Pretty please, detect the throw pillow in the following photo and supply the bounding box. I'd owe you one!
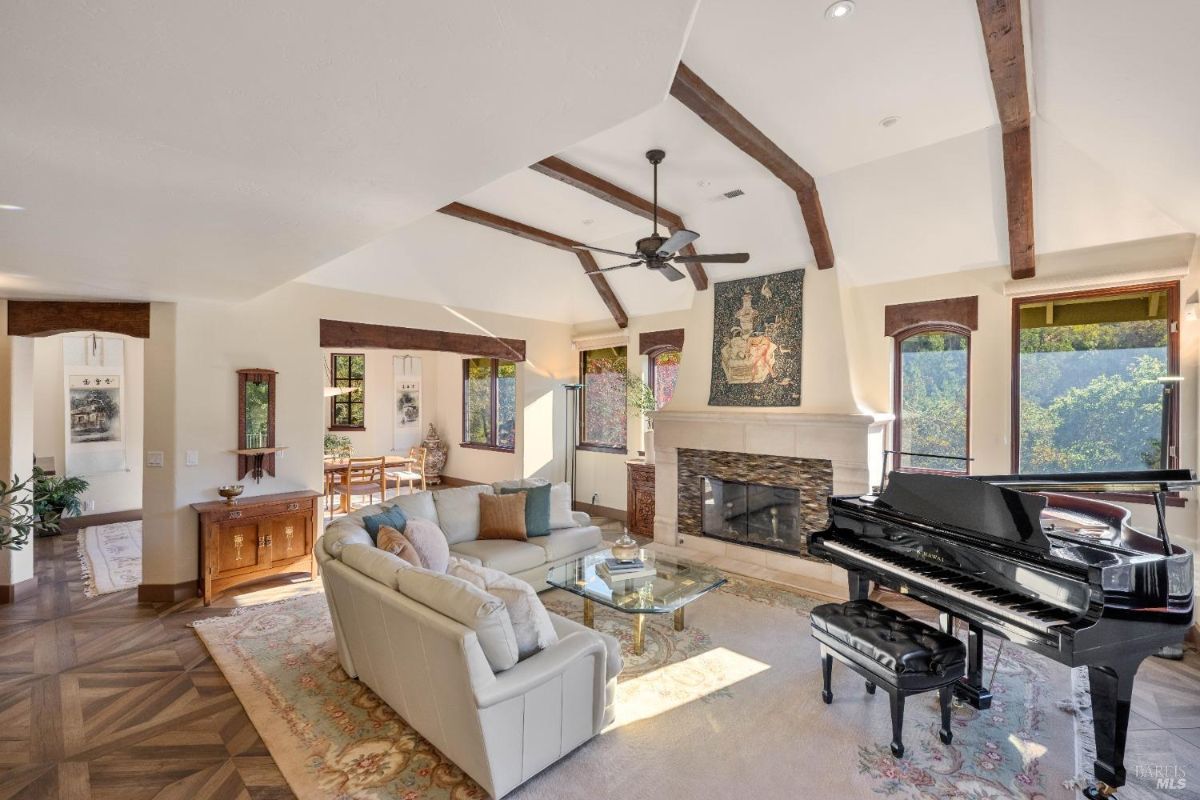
[360,505,408,543]
[548,482,575,529]
[500,483,551,537]
[400,517,451,573]
[376,526,424,568]
[478,492,527,540]
[448,558,559,660]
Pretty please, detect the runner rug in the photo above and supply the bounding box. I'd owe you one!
[77,519,142,597]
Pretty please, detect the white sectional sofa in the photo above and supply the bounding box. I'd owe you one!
[315,480,619,798]
[323,480,605,591]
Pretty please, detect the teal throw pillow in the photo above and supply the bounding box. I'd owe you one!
[361,505,408,543]
[501,483,551,537]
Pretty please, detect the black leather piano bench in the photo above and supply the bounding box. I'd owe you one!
[810,599,966,758]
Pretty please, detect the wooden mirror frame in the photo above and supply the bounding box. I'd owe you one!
[237,368,277,480]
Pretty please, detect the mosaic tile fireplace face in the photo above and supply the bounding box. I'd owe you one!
[678,448,833,560]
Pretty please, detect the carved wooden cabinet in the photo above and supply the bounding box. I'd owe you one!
[626,459,656,538]
[191,490,319,605]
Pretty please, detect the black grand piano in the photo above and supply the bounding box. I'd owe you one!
[810,469,1195,799]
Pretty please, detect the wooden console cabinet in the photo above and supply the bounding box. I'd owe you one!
[191,490,319,605]
[626,459,656,537]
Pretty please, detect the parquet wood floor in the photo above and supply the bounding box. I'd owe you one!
[2,530,1197,799]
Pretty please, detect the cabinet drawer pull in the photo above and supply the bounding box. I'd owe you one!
[228,510,243,519]
[287,502,300,511]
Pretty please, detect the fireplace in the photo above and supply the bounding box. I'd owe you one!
[702,477,804,554]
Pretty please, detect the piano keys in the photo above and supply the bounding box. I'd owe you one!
[810,469,1195,799]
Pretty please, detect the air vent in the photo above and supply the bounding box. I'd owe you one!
[723,189,745,199]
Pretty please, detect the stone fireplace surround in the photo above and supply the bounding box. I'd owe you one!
[652,409,891,599]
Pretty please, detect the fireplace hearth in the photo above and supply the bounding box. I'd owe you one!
[702,477,804,554]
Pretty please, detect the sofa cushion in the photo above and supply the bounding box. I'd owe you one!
[527,525,603,562]
[449,539,547,574]
[548,482,575,529]
[490,477,550,494]
[376,526,424,568]
[500,483,551,537]
[340,543,409,589]
[479,492,527,541]
[394,566,519,672]
[432,484,494,544]
[361,506,408,543]
[323,523,374,558]
[390,491,440,527]
[448,559,558,660]
[401,517,450,573]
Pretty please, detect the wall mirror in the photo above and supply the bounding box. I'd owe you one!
[237,368,278,481]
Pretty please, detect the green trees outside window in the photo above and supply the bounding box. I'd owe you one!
[463,358,516,451]
[330,353,365,429]
[895,329,969,472]
[580,346,627,451]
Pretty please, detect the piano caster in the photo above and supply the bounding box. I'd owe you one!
[952,679,993,711]
[939,729,953,746]
[889,741,904,759]
[865,681,876,695]
[821,689,832,705]
[1083,782,1118,799]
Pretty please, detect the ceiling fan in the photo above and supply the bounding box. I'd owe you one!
[573,149,750,283]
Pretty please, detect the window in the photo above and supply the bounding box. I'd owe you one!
[1013,283,1179,473]
[580,346,627,452]
[893,327,970,472]
[329,353,365,430]
[647,348,681,410]
[462,358,516,451]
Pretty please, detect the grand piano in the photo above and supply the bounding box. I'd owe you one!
[810,469,1195,799]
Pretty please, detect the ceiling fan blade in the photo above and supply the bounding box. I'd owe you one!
[672,252,750,263]
[656,264,687,282]
[573,243,641,259]
[655,229,700,257]
[595,261,641,273]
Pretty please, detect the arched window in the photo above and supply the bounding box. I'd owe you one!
[893,325,970,473]
[646,346,681,410]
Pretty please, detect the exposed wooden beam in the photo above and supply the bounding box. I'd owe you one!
[437,202,629,327]
[670,62,835,270]
[977,0,1035,279]
[6,301,150,338]
[319,319,527,361]
[530,156,708,291]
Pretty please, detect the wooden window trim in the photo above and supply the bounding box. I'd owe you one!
[892,324,972,475]
[1009,281,1180,473]
[579,347,628,454]
[461,358,516,453]
[329,353,366,431]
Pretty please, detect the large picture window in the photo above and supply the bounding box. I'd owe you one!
[462,358,516,451]
[893,327,970,472]
[329,353,365,430]
[1013,283,1179,473]
[580,346,627,452]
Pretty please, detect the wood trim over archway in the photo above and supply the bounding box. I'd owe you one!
[6,301,151,338]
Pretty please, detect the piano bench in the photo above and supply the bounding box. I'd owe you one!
[811,599,966,758]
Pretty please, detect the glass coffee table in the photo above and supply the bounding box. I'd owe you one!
[546,549,726,655]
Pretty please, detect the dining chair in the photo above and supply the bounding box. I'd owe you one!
[331,456,387,514]
[387,447,427,496]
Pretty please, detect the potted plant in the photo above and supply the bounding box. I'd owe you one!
[324,432,353,460]
[33,467,90,537]
[0,473,36,552]
[627,372,658,464]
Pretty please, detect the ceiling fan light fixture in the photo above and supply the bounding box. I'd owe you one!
[825,1,855,20]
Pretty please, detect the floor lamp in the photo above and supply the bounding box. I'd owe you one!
[563,383,583,503]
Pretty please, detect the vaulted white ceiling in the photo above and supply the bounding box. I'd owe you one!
[6,0,1197,322]
[0,0,699,301]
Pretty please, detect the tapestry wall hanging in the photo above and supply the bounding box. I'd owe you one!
[708,268,803,407]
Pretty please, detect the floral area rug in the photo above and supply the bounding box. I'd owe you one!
[193,574,1079,800]
[78,519,142,597]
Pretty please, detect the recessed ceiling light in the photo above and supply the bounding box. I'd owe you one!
[697,179,711,189]
[825,1,855,20]
[879,115,900,128]
[0,204,25,211]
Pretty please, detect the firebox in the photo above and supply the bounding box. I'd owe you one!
[701,476,805,555]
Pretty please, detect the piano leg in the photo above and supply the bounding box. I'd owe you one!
[1084,657,1144,796]
[951,622,993,710]
[847,569,870,601]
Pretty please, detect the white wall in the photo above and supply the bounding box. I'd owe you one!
[33,333,143,514]
[142,282,576,586]
[0,302,34,589]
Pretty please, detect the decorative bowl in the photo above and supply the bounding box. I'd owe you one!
[218,484,245,504]
[611,531,640,560]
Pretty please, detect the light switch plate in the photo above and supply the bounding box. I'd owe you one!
[146,451,164,468]
[185,449,199,467]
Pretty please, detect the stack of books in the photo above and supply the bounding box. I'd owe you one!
[596,557,657,582]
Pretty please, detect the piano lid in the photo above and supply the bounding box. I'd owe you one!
[878,472,1052,552]
[968,468,1198,494]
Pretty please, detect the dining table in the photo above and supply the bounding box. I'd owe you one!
[323,455,420,514]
